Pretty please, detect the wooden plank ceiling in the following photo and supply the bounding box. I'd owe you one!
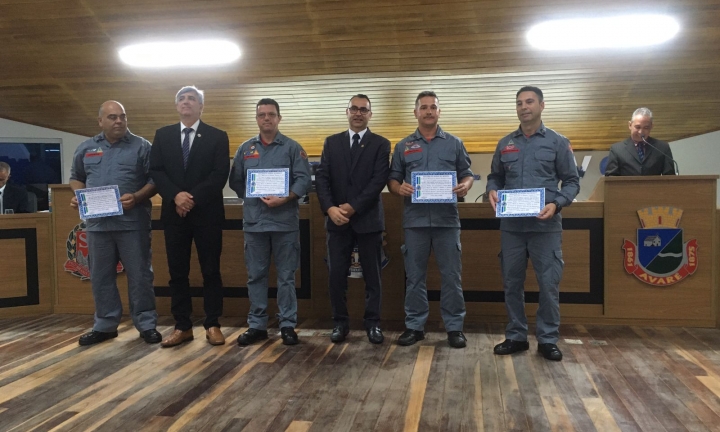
[0,0,719,156]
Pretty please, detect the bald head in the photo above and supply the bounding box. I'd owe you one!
[97,100,128,143]
[98,100,125,117]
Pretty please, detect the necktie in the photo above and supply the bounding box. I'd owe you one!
[182,127,193,168]
[0,190,3,214]
[636,142,645,161]
[352,133,360,149]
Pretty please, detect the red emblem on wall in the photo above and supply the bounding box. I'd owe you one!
[64,222,123,280]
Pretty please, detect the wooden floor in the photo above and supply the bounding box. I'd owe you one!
[1,316,720,432]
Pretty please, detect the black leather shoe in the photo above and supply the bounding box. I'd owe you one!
[538,343,563,361]
[280,327,299,345]
[367,327,384,344]
[237,328,268,346]
[139,329,162,344]
[397,329,424,346]
[493,339,530,355]
[447,331,467,348]
[78,330,118,346]
[330,325,350,343]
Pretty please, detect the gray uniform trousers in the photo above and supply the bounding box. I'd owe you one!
[500,230,564,344]
[402,227,465,332]
[87,230,157,333]
[244,230,300,330]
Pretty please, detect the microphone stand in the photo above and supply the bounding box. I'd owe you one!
[640,135,679,175]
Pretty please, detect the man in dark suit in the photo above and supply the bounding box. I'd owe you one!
[315,94,391,344]
[605,107,676,176]
[0,162,28,214]
[149,85,230,348]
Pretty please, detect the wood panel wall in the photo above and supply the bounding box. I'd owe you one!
[1,0,719,155]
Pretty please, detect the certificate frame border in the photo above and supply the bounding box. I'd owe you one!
[75,185,123,220]
[496,188,546,218]
[411,171,457,204]
[245,168,290,198]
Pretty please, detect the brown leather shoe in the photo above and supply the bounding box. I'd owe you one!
[161,329,194,348]
[206,327,225,345]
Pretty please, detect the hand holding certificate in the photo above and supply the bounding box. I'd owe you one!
[246,168,290,198]
[495,188,545,218]
[411,171,457,203]
[75,185,124,220]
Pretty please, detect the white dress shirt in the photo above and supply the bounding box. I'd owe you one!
[0,184,6,214]
[348,128,368,148]
[180,119,201,150]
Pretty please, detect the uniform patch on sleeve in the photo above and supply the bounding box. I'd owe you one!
[300,150,308,159]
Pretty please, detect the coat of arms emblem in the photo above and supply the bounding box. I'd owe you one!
[64,222,123,280]
[622,206,698,286]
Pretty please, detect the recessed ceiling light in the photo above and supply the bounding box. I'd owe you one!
[527,14,680,50]
[119,40,241,68]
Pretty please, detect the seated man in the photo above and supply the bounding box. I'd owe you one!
[0,162,29,214]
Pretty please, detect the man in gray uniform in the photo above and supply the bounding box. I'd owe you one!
[487,86,580,361]
[229,98,312,346]
[388,91,474,348]
[70,100,160,346]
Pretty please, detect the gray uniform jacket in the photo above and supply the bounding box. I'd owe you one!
[389,126,473,229]
[70,131,153,232]
[486,123,579,233]
[229,132,312,232]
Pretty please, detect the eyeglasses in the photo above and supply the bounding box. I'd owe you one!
[348,106,371,115]
[256,112,278,119]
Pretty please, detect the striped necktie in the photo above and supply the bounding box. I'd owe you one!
[182,127,193,168]
[636,142,645,161]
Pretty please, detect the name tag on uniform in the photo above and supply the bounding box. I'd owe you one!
[85,151,103,157]
[246,168,289,198]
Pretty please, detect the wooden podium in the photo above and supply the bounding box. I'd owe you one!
[599,175,718,325]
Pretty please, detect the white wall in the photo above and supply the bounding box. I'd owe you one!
[0,118,89,183]
[670,130,720,205]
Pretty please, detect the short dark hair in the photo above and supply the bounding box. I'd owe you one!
[516,86,543,102]
[256,98,280,115]
[348,94,371,110]
[415,91,438,107]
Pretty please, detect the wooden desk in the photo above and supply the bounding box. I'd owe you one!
[37,183,720,327]
[0,212,53,317]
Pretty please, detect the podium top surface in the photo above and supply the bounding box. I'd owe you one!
[604,175,719,182]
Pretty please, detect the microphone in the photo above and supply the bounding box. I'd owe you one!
[474,192,485,203]
[640,134,679,175]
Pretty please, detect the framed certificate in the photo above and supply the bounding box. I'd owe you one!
[75,185,123,220]
[496,188,546,218]
[246,168,290,198]
[411,171,457,204]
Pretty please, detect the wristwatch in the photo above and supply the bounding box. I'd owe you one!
[551,200,562,213]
